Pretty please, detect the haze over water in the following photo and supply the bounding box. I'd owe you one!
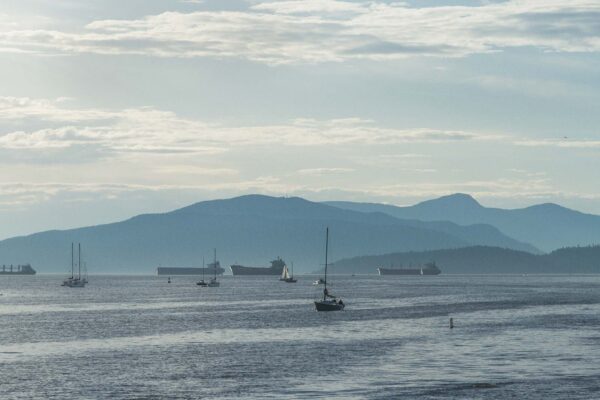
[2,274,599,399]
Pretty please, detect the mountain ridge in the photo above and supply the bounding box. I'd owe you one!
[0,194,536,273]
[326,195,600,251]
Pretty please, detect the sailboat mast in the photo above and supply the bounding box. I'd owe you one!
[324,227,329,300]
[202,256,205,280]
[71,242,74,278]
[214,248,217,279]
[78,243,81,279]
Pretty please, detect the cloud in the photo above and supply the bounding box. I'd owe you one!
[0,1,598,64]
[297,167,355,175]
[0,97,497,163]
[0,177,302,208]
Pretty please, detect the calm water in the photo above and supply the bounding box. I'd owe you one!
[1,274,600,399]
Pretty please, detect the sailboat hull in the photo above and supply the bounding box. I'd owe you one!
[314,300,345,311]
[62,278,86,288]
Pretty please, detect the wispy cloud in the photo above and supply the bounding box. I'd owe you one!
[0,97,498,163]
[297,167,355,175]
[0,1,598,64]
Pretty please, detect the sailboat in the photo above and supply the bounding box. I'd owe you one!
[314,228,344,311]
[280,262,297,283]
[197,256,208,287]
[62,243,87,288]
[207,248,220,287]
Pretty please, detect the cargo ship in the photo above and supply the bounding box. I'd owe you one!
[157,261,225,276]
[377,262,441,276]
[230,257,286,276]
[0,264,36,275]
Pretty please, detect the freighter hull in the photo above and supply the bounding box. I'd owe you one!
[0,271,36,275]
[0,264,36,275]
[230,264,285,276]
[378,268,422,275]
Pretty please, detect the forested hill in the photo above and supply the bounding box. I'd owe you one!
[332,245,600,274]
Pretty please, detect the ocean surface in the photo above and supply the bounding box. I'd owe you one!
[1,274,600,399]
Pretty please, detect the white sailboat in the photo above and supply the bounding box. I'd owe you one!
[62,243,87,288]
[207,248,220,287]
[280,262,297,283]
[279,265,290,281]
[314,228,344,311]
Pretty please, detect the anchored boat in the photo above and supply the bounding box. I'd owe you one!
[62,243,87,288]
[314,228,345,312]
[230,258,286,276]
[207,249,220,287]
[197,256,208,287]
[0,264,36,275]
[280,262,297,283]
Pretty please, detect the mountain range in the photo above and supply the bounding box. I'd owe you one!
[326,193,600,252]
[0,194,536,273]
[1,193,600,274]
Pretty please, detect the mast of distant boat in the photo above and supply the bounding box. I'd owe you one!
[71,242,74,279]
[202,256,205,281]
[323,227,329,301]
[78,243,81,281]
[214,248,217,281]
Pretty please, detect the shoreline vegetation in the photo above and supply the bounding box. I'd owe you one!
[333,245,600,274]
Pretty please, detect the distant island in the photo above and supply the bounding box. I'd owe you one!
[332,245,600,274]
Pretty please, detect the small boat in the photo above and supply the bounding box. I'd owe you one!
[207,249,220,287]
[62,243,87,288]
[279,262,297,283]
[314,228,345,312]
[313,278,325,285]
[279,264,297,283]
[168,276,171,284]
[207,277,220,287]
[197,257,208,287]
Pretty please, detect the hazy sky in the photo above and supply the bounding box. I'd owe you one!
[0,0,599,239]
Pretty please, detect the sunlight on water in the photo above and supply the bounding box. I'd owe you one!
[1,275,600,399]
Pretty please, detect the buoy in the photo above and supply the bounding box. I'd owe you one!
[449,317,454,329]
[168,277,171,284]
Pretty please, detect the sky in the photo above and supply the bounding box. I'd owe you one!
[0,0,599,239]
